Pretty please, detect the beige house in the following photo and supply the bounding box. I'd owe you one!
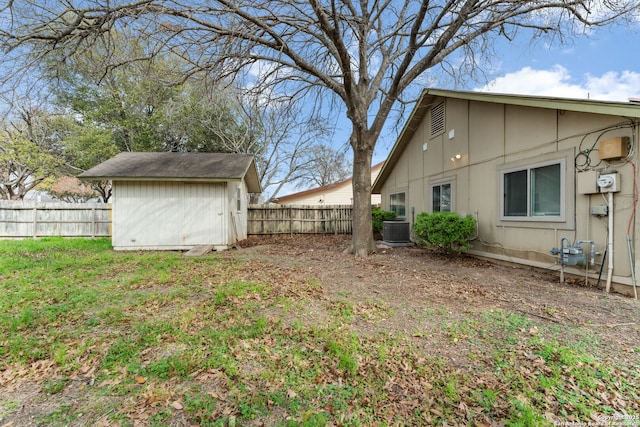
[373,89,640,296]
[79,152,261,251]
[275,162,383,206]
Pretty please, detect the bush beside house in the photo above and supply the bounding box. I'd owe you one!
[372,207,396,239]
[414,212,476,254]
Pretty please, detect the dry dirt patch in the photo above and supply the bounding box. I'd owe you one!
[234,234,640,358]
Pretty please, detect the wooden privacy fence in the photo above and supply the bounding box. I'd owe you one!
[0,202,353,239]
[0,201,111,239]
[247,204,353,235]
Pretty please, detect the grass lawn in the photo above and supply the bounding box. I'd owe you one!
[0,237,639,426]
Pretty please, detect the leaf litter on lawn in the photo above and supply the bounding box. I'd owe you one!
[1,235,639,426]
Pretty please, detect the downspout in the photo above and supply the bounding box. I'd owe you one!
[606,191,614,293]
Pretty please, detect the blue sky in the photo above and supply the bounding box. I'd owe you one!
[478,24,640,101]
[367,22,640,165]
[279,22,640,197]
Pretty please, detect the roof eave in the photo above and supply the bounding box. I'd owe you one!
[244,159,263,193]
[373,89,435,193]
[81,176,244,183]
[372,88,640,194]
[427,89,640,118]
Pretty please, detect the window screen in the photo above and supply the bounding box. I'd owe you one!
[432,183,452,212]
[502,161,563,220]
[390,192,406,218]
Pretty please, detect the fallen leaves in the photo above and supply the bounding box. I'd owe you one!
[2,235,640,426]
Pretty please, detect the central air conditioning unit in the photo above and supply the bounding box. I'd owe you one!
[382,221,410,243]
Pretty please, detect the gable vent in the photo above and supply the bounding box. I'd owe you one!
[430,102,445,136]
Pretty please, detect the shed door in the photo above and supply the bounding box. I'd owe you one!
[181,183,225,246]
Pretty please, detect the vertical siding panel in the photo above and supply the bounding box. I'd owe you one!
[221,183,228,245]
[180,182,225,246]
[111,180,229,249]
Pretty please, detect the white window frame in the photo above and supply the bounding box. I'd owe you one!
[389,191,407,219]
[430,177,456,213]
[499,158,566,222]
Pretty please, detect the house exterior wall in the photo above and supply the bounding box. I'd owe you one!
[280,182,356,205]
[276,166,383,206]
[379,96,640,293]
[112,180,229,250]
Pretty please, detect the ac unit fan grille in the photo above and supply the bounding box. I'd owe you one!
[383,221,410,242]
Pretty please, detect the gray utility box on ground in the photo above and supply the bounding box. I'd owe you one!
[382,221,410,243]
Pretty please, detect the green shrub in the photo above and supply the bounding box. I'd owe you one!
[413,212,476,254]
[371,208,396,235]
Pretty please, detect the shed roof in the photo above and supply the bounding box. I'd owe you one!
[79,152,262,193]
[373,88,640,193]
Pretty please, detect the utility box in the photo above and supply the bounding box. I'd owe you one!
[590,205,608,216]
[577,170,599,194]
[599,137,629,160]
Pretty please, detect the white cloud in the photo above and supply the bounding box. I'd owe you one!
[476,66,640,102]
[583,71,640,101]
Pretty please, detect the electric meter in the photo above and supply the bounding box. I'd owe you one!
[597,173,620,193]
[597,175,614,188]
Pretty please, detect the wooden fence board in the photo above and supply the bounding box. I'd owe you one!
[0,202,353,239]
[247,204,353,235]
[0,201,111,239]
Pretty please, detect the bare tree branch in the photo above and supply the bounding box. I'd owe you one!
[1,0,636,251]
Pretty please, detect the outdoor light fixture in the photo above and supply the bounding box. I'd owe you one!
[450,153,462,162]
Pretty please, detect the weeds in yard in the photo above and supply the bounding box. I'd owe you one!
[37,403,78,426]
[1,237,639,426]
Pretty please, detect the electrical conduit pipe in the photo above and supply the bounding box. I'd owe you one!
[606,192,614,293]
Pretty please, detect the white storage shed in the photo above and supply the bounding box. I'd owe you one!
[79,152,261,251]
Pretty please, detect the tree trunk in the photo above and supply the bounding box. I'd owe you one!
[345,139,377,256]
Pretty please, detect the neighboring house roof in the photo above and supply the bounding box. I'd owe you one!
[275,161,384,204]
[79,152,262,193]
[373,88,640,193]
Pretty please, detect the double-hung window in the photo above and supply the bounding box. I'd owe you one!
[389,192,406,219]
[501,159,565,221]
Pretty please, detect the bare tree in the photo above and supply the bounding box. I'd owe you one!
[296,143,351,189]
[243,97,333,203]
[1,0,636,254]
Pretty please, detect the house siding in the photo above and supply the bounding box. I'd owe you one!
[280,183,355,205]
[379,94,640,293]
[277,165,383,206]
